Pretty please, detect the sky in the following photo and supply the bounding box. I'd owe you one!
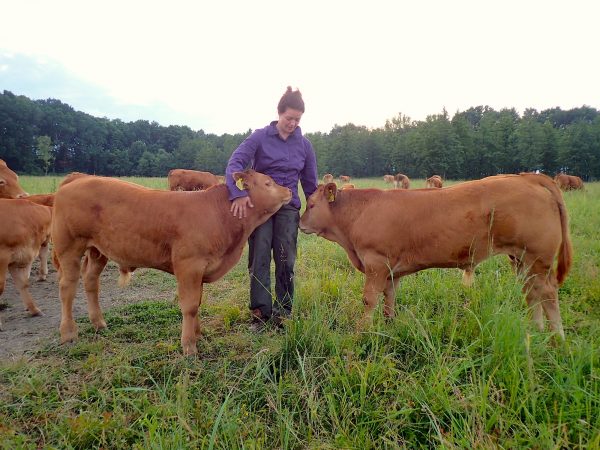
[1,0,599,135]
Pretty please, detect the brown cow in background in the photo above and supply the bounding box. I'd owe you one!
[339,175,351,183]
[0,199,52,330]
[299,173,571,340]
[393,173,410,189]
[322,173,334,184]
[0,159,28,199]
[426,175,443,188]
[168,169,220,191]
[554,173,584,191]
[52,170,292,355]
[383,174,395,184]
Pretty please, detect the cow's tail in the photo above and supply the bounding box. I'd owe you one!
[533,174,573,285]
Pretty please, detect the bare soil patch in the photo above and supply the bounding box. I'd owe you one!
[0,261,175,361]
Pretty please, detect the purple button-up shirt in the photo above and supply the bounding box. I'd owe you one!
[226,121,318,209]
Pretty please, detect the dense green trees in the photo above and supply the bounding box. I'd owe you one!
[1,90,599,180]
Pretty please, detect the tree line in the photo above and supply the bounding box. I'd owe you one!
[1,90,599,180]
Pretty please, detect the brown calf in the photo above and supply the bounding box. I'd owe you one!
[51,170,291,355]
[426,175,443,188]
[554,173,584,191]
[322,173,334,184]
[0,199,52,330]
[383,175,395,184]
[299,173,571,339]
[393,173,410,189]
[167,169,220,191]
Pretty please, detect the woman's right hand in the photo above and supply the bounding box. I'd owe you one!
[230,196,254,219]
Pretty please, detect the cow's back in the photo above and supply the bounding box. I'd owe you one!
[53,176,234,273]
[0,200,52,258]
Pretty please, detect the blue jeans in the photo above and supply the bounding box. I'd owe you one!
[248,205,300,318]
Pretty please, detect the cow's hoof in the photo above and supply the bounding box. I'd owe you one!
[37,275,48,282]
[60,324,79,343]
[29,308,43,317]
[92,320,108,331]
[182,343,198,357]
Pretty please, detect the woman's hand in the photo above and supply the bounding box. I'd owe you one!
[230,196,254,219]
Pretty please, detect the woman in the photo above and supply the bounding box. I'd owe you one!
[225,87,318,330]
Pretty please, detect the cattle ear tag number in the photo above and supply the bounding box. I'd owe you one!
[327,191,335,202]
[235,177,246,190]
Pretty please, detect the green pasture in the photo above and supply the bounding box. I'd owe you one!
[1,176,599,448]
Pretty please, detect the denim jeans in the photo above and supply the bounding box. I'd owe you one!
[247,204,300,318]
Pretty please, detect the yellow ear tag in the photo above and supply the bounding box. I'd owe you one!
[235,177,246,190]
[327,191,335,202]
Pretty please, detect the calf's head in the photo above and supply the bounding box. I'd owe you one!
[233,169,291,214]
[0,159,28,198]
[299,182,338,236]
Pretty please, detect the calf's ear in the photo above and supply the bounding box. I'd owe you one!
[325,182,338,203]
[233,172,248,191]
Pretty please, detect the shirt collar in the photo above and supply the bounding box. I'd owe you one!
[268,121,302,138]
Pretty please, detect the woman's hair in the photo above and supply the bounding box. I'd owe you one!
[277,86,305,114]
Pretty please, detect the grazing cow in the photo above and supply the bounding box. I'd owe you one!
[0,199,52,330]
[339,175,351,183]
[167,169,220,191]
[322,173,335,184]
[299,173,571,339]
[426,175,443,188]
[0,159,28,199]
[383,175,395,184]
[554,173,584,191]
[393,173,410,189]
[340,183,355,190]
[52,170,291,355]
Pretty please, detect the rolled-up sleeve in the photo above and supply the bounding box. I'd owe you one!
[225,132,260,200]
[300,139,318,199]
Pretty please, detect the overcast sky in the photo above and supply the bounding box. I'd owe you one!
[1,0,598,135]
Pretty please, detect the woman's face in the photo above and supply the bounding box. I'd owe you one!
[277,108,303,136]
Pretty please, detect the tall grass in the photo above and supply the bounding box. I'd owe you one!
[1,177,598,448]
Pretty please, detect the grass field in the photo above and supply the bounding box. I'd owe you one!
[1,176,599,448]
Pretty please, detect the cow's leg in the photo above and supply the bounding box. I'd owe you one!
[8,263,42,316]
[383,276,399,318]
[523,261,565,340]
[174,266,204,356]
[462,268,474,287]
[0,260,9,331]
[0,258,8,297]
[37,240,50,281]
[81,249,109,331]
[57,248,85,343]
[359,263,389,329]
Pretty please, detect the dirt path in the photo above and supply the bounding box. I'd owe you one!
[0,262,174,361]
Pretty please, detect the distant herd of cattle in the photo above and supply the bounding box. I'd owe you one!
[0,158,587,354]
